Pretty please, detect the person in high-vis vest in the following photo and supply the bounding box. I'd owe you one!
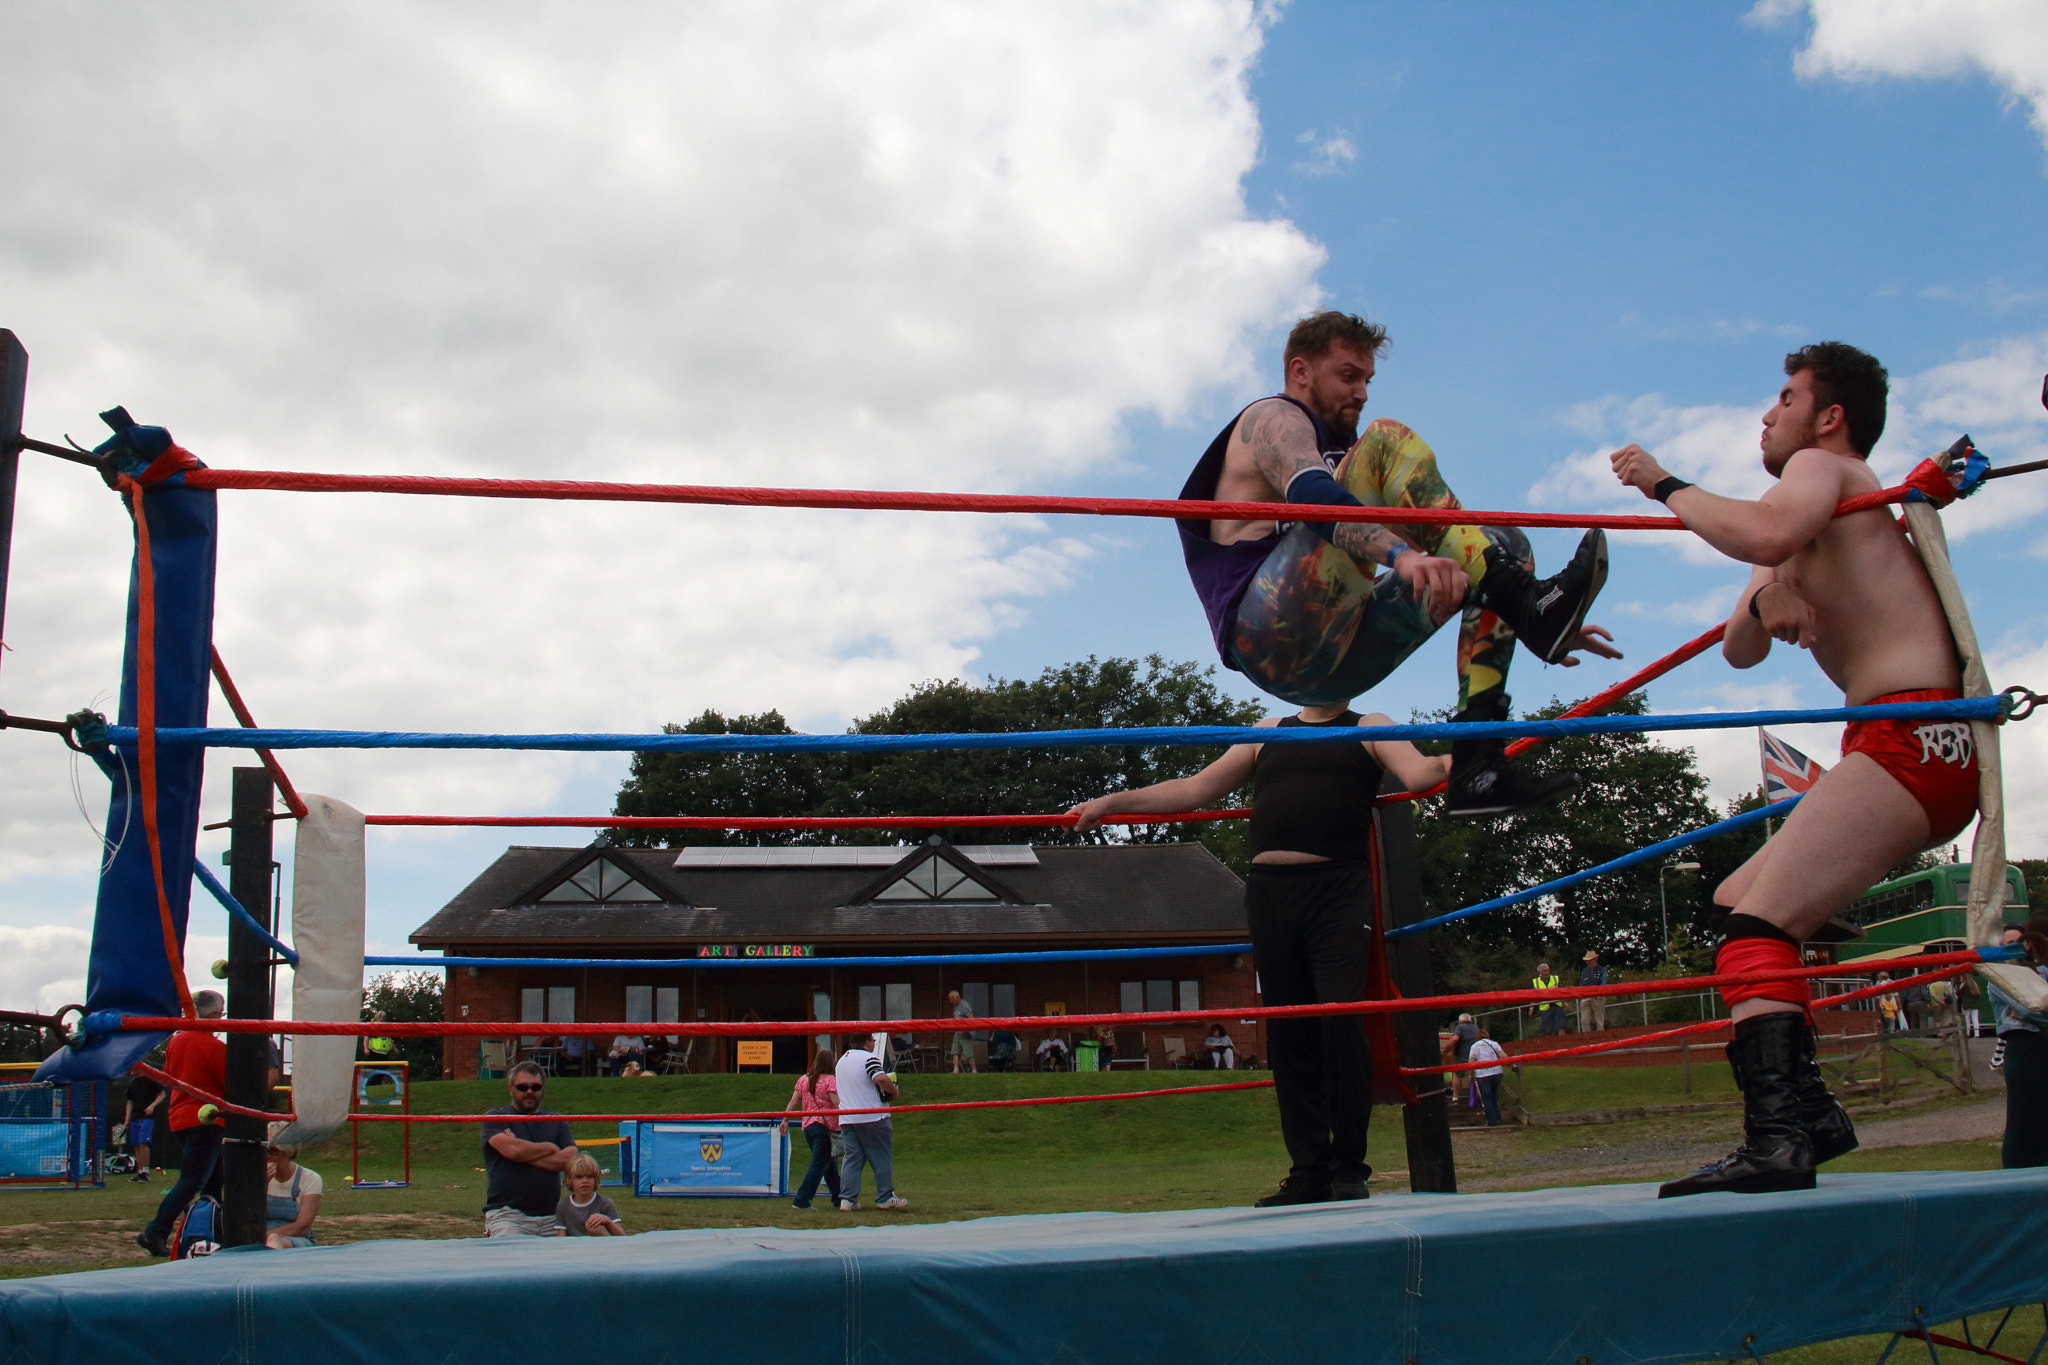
[1531,963,1565,1036]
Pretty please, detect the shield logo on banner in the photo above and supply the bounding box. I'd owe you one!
[700,1136,723,1163]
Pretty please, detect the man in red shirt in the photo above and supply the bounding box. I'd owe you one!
[135,990,227,1256]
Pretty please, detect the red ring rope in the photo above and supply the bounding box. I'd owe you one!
[1410,962,1975,1075]
[107,950,1991,1040]
[178,467,1923,530]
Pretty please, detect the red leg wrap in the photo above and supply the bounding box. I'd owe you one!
[1715,935,1811,1010]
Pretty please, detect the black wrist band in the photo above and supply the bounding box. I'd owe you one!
[1748,583,1773,620]
[1652,476,1692,502]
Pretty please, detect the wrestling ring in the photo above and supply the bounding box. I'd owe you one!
[3,326,2048,1363]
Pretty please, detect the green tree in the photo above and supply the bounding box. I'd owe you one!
[613,709,833,848]
[362,971,445,1081]
[2018,859,2048,918]
[1415,693,1717,970]
[611,656,1267,869]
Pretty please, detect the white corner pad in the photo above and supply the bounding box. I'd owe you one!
[270,794,366,1146]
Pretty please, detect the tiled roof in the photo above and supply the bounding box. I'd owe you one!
[409,842,1246,948]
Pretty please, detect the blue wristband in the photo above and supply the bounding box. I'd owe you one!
[1384,544,1409,569]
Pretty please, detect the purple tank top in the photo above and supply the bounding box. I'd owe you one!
[1178,395,1350,667]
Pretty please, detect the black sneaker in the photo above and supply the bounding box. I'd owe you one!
[1328,1180,1371,1202]
[1446,759,1581,818]
[1253,1176,1331,1207]
[129,1173,151,1184]
[1475,529,1608,665]
[135,1227,169,1257]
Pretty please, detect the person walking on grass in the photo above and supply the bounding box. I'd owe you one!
[785,1046,843,1210]
[1468,1026,1508,1127]
[836,1035,909,1212]
[134,991,227,1257]
[122,1071,165,1184]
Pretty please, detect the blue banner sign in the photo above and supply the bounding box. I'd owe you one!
[629,1121,787,1198]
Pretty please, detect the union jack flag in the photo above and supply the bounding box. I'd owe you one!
[1759,729,1826,803]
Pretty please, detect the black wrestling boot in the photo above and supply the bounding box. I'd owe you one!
[1792,1030,1859,1165]
[1658,1013,1818,1198]
[1254,1175,1332,1207]
[1445,690,1581,818]
[1721,1006,1857,1164]
[1472,528,1609,665]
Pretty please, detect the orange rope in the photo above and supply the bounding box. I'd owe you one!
[123,478,195,1019]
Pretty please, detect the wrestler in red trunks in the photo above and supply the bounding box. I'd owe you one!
[1609,342,1979,1198]
[1840,687,1979,846]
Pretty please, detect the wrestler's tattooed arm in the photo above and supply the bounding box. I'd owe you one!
[1237,400,1408,567]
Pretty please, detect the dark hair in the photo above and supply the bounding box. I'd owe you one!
[1285,311,1390,365]
[2024,916,2048,967]
[1784,342,1888,456]
[508,1060,546,1083]
[805,1046,836,1097]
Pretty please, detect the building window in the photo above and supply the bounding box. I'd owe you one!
[536,857,663,904]
[1119,980,1181,1014]
[856,983,915,1025]
[870,857,997,901]
[520,985,575,1044]
[625,986,653,1024]
[657,986,681,1042]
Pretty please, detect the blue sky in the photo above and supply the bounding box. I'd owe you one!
[0,2,2044,1007]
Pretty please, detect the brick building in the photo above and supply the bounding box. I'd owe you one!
[410,837,1262,1079]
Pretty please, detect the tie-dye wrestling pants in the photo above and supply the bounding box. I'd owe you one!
[1228,418,1528,710]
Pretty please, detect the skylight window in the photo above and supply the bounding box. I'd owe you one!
[871,856,998,901]
[538,858,664,904]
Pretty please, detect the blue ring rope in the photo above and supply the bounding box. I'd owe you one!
[1385,796,1799,938]
[193,863,300,965]
[104,696,2003,754]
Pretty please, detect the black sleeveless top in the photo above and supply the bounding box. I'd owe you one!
[1178,395,1352,667]
[1248,712,1382,863]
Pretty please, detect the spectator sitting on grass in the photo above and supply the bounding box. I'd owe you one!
[555,1153,624,1236]
[481,1062,579,1237]
[265,1133,323,1249]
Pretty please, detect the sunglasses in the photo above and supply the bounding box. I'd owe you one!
[512,1083,545,1093]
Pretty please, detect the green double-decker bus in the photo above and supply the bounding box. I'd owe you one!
[1836,861,2030,966]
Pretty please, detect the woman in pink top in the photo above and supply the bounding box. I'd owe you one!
[785,1047,843,1209]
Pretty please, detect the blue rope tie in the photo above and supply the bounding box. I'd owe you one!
[193,862,300,965]
[105,696,2006,754]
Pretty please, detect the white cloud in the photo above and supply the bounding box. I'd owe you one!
[1529,332,2048,551]
[0,4,1323,902]
[1293,129,1358,176]
[1752,0,2048,155]
[0,926,91,1016]
[1988,632,2048,859]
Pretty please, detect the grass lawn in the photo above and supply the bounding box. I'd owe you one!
[0,1069,2028,1363]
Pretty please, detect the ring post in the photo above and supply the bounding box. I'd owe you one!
[1376,775,1456,1193]
[222,766,276,1247]
[0,331,24,690]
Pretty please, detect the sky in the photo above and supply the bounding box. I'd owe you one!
[0,1,2044,1012]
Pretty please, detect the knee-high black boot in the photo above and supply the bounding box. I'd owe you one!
[1658,1013,1820,1197]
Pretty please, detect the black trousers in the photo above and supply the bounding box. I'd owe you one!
[145,1123,224,1239]
[1245,861,1374,1185]
[2003,1030,2048,1169]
